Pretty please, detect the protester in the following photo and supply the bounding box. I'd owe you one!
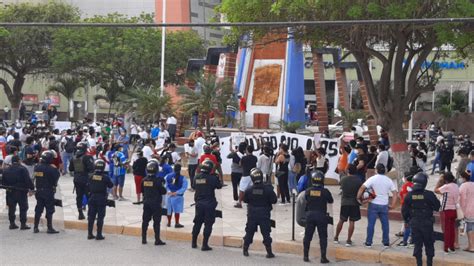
[185,139,199,191]
[357,163,398,248]
[334,164,362,247]
[439,140,454,173]
[459,170,474,252]
[238,94,247,130]
[165,164,188,228]
[112,144,128,201]
[435,172,460,254]
[227,140,245,204]
[397,170,415,246]
[353,144,368,182]
[336,145,350,176]
[235,145,257,208]
[166,115,177,141]
[456,148,470,182]
[257,144,273,184]
[132,149,148,204]
[365,146,377,178]
[275,144,291,204]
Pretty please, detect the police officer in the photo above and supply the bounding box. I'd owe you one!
[302,170,333,263]
[141,160,167,245]
[192,159,222,251]
[242,168,277,258]
[402,172,440,266]
[33,150,61,234]
[87,159,113,240]
[69,142,94,220]
[2,156,34,230]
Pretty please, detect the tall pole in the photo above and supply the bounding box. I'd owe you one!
[160,0,166,97]
[450,85,453,107]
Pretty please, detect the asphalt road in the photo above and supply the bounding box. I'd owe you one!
[0,220,383,266]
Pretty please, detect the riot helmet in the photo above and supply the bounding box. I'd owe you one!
[94,159,106,172]
[200,159,214,174]
[146,160,160,175]
[412,172,428,191]
[310,170,325,187]
[250,168,264,185]
[40,150,54,164]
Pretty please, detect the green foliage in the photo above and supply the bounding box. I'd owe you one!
[178,74,236,132]
[48,76,83,101]
[0,1,79,118]
[119,87,174,122]
[339,109,367,131]
[437,104,455,130]
[273,120,304,133]
[435,90,468,112]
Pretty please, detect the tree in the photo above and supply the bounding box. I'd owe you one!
[47,76,83,120]
[435,90,468,112]
[119,87,174,122]
[219,0,474,177]
[178,74,236,132]
[339,109,367,132]
[437,104,454,131]
[93,80,124,118]
[0,2,79,121]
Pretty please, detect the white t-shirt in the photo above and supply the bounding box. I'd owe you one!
[6,135,14,142]
[375,151,389,168]
[87,137,97,148]
[142,145,153,160]
[363,174,397,205]
[195,137,205,157]
[166,116,177,125]
[171,151,181,164]
[139,130,148,140]
[185,144,199,165]
[130,124,138,135]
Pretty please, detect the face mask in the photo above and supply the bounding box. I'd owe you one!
[189,143,194,147]
[354,150,359,154]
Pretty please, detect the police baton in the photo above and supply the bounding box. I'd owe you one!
[189,203,223,218]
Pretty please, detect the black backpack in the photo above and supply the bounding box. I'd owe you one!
[64,137,75,153]
[387,156,394,172]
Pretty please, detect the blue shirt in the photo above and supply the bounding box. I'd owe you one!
[297,175,309,193]
[348,150,357,165]
[157,163,172,179]
[117,135,130,158]
[151,127,160,139]
[468,161,474,182]
[113,151,126,176]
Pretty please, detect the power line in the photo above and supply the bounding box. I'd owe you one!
[0,18,472,28]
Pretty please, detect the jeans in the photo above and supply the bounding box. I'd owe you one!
[61,152,73,174]
[366,203,390,246]
[403,224,411,243]
[431,152,440,174]
[288,171,297,192]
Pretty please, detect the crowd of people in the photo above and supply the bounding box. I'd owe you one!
[1,116,473,264]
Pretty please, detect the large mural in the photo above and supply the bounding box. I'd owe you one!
[252,64,282,106]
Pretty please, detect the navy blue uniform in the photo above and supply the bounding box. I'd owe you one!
[141,175,167,243]
[87,172,113,238]
[34,163,60,228]
[192,173,222,246]
[303,186,334,259]
[243,183,277,248]
[2,164,34,226]
[69,154,94,211]
[402,190,440,266]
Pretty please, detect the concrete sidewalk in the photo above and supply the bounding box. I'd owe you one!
[0,166,472,265]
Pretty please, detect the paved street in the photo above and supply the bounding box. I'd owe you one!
[0,219,381,265]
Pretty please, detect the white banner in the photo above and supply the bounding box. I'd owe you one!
[220,132,341,181]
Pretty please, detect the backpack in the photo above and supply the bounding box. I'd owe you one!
[387,156,394,172]
[64,137,75,153]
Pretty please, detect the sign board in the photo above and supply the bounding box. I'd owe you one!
[220,132,341,181]
[22,94,38,105]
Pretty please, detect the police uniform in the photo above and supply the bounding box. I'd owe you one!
[33,160,60,233]
[69,150,94,220]
[2,159,34,229]
[141,174,167,245]
[87,171,113,240]
[242,168,277,258]
[191,166,222,251]
[402,175,440,266]
[303,172,333,263]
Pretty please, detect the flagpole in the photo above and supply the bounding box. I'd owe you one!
[160,0,166,97]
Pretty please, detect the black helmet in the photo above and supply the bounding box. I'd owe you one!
[203,144,212,154]
[376,163,386,174]
[412,172,428,191]
[40,150,54,164]
[200,159,214,174]
[94,159,106,172]
[76,142,87,155]
[310,170,325,187]
[146,160,160,175]
[250,168,264,184]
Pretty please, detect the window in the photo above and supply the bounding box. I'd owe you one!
[190,12,199,18]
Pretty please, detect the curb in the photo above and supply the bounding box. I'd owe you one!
[29,217,472,266]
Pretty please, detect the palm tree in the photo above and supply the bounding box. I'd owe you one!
[338,108,367,132]
[93,79,124,118]
[47,77,83,121]
[178,74,236,132]
[119,87,174,122]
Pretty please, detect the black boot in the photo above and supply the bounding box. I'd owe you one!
[78,209,85,220]
[33,215,40,233]
[427,256,433,266]
[201,236,212,251]
[303,246,310,262]
[416,256,423,266]
[191,234,198,248]
[9,223,19,230]
[320,249,329,264]
[155,239,166,246]
[243,246,249,257]
[46,217,59,234]
[96,224,104,240]
[20,223,30,230]
[265,246,275,258]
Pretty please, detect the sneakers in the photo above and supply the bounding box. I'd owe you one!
[175,224,184,228]
[397,242,407,247]
[345,240,353,247]
[395,231,404,237]
[333,237,339,244]
[383,243,390,248]
[363,242,372,248]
